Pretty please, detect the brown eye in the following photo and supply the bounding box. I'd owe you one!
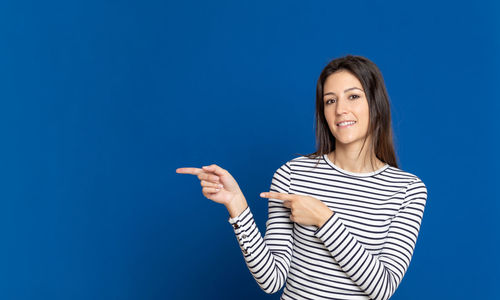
[326,99,336,104]
[349,95,360,100]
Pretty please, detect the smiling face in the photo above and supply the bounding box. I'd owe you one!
[323,70,371,149]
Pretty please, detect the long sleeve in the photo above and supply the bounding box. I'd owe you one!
[228,162,294,294]
[313,177,428,300]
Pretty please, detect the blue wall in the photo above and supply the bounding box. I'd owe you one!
[0,0,498,299]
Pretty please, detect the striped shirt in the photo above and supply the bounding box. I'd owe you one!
[228,154,427,300]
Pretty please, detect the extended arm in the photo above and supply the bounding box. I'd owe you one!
[228,162,294,294]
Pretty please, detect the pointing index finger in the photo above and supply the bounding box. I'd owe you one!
[176,167,203,175]
[260,192,294,200]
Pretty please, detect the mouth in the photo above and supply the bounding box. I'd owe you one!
[336,121,356,128]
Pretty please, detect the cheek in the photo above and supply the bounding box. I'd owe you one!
[356,103,370,123]
[358,109,371,132]
[326,117,338,132]
[324,112,335,128]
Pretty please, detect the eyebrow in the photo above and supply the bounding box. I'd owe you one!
[324,87,364,97]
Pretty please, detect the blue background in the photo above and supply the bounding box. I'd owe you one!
[0,0,499,299]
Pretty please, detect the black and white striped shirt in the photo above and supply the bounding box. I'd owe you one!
[228,154,427,300]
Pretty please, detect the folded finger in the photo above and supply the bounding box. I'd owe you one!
[201,180,223,189]
[203,186,220,194]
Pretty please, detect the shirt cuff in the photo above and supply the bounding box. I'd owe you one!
[314,211,341,238]
[227,206,253,256]
[228,206,251,226]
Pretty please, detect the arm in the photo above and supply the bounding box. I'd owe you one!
[313,178,428,300]
[228,162,294,294]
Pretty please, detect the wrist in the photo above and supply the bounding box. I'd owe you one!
[317,208,334,228]
[225,194,248,218]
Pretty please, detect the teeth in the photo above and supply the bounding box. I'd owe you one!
[338,121,356,126]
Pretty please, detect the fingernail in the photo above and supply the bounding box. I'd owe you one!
[260,193,265,197]
[218,184,223,188]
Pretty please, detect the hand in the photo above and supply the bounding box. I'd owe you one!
[260,192,334,228]
[176,164,248,217]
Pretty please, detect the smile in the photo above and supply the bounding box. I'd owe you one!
[337,121,356,128]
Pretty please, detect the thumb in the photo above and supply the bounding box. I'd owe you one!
[202,164,227,177]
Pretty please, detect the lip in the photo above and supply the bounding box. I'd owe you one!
[336,120,356,128]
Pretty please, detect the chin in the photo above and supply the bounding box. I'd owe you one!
[334,136,364,146]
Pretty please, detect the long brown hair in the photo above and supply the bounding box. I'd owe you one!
[296,54,399,169]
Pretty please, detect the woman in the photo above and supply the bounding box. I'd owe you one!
[176,55,427,300]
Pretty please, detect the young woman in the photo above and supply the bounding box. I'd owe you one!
[176,55,427,300]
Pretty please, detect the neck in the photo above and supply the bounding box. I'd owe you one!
[329,140,384,173]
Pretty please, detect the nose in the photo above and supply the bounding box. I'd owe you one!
[335,97,348,116]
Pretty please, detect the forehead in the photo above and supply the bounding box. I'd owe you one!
[323,70,363,91]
